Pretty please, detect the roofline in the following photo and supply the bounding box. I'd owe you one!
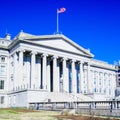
[8,39,93,58]
[0,45,9,50]
[24,34,94,57]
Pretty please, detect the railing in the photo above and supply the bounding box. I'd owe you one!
[29,100,120,117]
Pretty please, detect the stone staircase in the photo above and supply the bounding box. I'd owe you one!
[43,91,94,102]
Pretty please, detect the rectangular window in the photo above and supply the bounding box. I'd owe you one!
[99,88,102,93]
[118,74,120,77]
[119,82,120,85]
[0,65,6,75]
[1,57,5,62]
[0,96,4,104]
[104,89,106,94]
[2,41,4,44]
[94,80,96,85]
[109,89,111,95]
[94,88,97,92]
[11,74,13,81]
[0,80,4,89]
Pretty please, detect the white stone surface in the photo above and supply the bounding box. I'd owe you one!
[0,31,117,108]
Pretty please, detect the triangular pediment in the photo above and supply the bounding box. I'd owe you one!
[32,38,89,56]
[14,32,94,57]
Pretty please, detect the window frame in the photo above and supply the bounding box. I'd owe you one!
[0,80,4,89]
[0,96,4,104]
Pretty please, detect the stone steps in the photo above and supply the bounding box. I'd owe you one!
[43,92,94,102]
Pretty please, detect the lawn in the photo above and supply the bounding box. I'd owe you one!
[0,108,58,120]
[0,108,119,120]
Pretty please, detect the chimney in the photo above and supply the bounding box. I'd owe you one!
[5,34,11,40]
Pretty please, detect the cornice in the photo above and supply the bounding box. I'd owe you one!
[91,59,116,71]
[8,39,20,49]
[20,39,93,58]
[25,34,94,58]
[0,45,9,50]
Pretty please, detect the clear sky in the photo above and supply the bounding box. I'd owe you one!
[0,0,120,64]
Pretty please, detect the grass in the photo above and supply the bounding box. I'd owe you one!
[0,109,20,120]
[0,108,120,120]
[0,108,58,120]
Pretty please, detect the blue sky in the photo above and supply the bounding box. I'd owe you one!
[0,0,120,64]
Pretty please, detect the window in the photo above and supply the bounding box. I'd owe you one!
[0,65,6,75]
[99,82,101,85]
[0,96,4,104]
[109,89,111,95]
[1,57,5,62]
[99,88,102,93]
[94,80,96,84]
[2,41,4,44]
[94,88,97,92]
[11,74,13,81]
[118,74,120,77]
[104,89,106,94]
[0,80,4,89]
[84,90,86,93]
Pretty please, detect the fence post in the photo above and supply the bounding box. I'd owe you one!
[110,102,112,113]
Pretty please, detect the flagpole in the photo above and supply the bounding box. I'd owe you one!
[57,9,59,33]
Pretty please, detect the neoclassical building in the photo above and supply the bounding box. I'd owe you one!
[0,31,116,108]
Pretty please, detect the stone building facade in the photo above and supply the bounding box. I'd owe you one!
[0,31,116,108]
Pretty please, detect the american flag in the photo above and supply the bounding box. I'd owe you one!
[58,7,66,13]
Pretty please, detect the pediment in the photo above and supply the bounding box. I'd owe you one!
[14,32,93,57]
[24,34,94,57]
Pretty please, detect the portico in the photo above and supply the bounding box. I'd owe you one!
[11,49,90,94]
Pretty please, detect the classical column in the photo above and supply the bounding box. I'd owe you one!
[36,55,41,89]
[87,62,90,93]
[47,59,50,92]
[19,50,24,88]
[53,56,59,92]
[80,61,84,93]
[42,54,47,90]
[72,60,76,93]
[57,59,60,91]
[31,51,36,89]
[63,58,68,92]
[13,52,18,90]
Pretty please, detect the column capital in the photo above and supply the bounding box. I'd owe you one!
[80,60,84,64]
[62,57,67,61]
[41,53,48,58]
[67,59,72,63]
[52,55,58,59]
[13,52,17,55]
[16,49,25,53]
[57,57,63,62]
[11,51,16,57]
[87,62,91,66]
[77,61,80,64]
[71,59,76,62]
[31,51,37,55]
